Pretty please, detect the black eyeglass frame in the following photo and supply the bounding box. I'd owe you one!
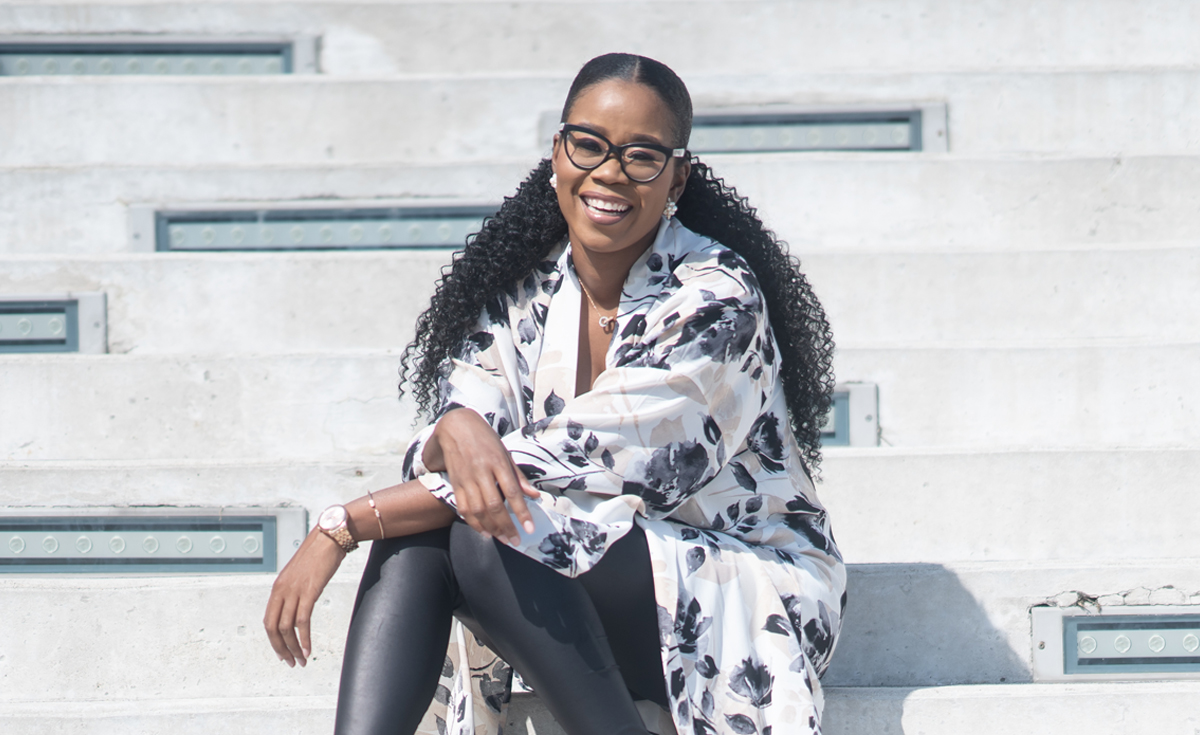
[557,123,688,183]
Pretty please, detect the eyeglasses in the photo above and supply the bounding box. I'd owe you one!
[558,124,687,183]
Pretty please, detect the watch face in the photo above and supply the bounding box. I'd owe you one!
[318,505,347,530]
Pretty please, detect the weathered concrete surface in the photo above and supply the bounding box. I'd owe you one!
[3,0,1200,75]
[0,458,412,510]
[0,574,356,702]
[3,246,1197,353]
[3,70,1200,167]
[0,353,419,461]
[4,449,1199,564]
[824,561,1200,687]
[4,155,1200,255]
[822,682,1200,735]
[0,696,337,735]
[3,562,1199,701]
[2,343,1196,460]
[0,252,451,354]
[820,448,1200,563]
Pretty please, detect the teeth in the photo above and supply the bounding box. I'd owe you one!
[583,197,631,214]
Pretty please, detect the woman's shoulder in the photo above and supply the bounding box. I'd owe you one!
[662,221,763,308]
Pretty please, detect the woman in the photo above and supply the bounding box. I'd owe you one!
[265,53,845,735]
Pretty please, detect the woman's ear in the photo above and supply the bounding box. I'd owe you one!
[670,159,691,202]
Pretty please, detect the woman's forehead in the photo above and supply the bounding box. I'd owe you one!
[565,79,676,144]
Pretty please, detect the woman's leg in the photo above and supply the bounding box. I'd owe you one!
[576,524,669,709]
[448,522,658,735]
[335,528,459,735]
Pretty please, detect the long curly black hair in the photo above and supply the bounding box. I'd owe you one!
[400,54,836,475]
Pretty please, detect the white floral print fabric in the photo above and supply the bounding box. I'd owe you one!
[402,218,846,735]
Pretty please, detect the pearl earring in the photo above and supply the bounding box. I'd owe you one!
[663,198,677,218]
[549,172,558,189]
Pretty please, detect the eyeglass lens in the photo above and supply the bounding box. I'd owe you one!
[564,129,669,182]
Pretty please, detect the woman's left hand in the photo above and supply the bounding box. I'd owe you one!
[263,527,346,668]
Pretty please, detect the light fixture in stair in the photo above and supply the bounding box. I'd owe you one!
[0,294,106,354]
[0,35,318,75]
[0,507,306,573]
[130,201,498,252]
[1033,606,1200,680]
[820,382,880,447]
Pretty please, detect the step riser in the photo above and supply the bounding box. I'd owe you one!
[1,563,1197,700]
[5,1,1200,75]
[3,451,1198,565]
[2,346,1195,460]
[821,450,1200,563]
[3,249,1196,353]
[4,157,1198,255]
[3,71,1200,167]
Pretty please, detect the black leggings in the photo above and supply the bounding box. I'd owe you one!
[335,521,668,735]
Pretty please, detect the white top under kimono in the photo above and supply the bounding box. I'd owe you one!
[402,217,846,735]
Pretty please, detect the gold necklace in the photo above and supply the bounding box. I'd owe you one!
[578,279,617,334]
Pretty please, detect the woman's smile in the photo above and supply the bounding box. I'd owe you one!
[581,192,633,223]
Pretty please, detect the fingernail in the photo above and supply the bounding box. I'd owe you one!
[523,521,535,534]
[302,647,311,658]
[286,659,295,668]
[480,532,492,541]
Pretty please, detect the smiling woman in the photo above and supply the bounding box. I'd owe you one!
[264,53,844,735]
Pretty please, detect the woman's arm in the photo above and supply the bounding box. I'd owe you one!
[423,407,539,545]
[263,478,457,668]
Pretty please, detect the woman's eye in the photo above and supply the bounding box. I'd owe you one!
[573,137,605,153]
[627,148,662,162]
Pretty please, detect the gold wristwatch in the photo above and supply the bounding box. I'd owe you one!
[316,504,358,553]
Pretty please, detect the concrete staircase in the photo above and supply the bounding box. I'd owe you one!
[3,1,1199,732]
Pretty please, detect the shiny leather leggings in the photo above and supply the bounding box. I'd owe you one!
[334,521,667,735]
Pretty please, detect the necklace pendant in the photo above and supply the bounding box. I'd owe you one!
[598,315,613,329]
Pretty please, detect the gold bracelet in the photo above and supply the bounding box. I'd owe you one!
[366,489,386,539]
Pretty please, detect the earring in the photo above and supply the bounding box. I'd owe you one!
[663,198,677,218]
[549,172,558,189]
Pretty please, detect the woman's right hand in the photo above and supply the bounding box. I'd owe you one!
[263,527,345,668]
[427,408,539,545]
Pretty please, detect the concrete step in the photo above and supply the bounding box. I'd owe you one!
[0,697,337,735]
[820,448,1200,564]
[4,683,1199,735]
[2,343,1196,460]
[4,69,1200,167]
[1,560,1198,702]
[3,449,1198,565]
[3,246,1195,354]
[511,683,1200,735]
[5,0,1200,76]
[4,154,1199,256]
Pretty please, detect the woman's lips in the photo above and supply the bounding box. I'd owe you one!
[581,194,632,225]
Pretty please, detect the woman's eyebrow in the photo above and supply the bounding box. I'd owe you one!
[568,121,667,146]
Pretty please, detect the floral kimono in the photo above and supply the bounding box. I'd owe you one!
[402,218,846,735]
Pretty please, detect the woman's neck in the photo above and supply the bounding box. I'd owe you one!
[571,229,658,308]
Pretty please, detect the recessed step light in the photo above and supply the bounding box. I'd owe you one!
[0,507,306,573]
[130,201,497,252]
[690,104,947,153]
[1034,606,1200,680]
[820,382,879,447]
[0,294,106,354]
[0,35,317,75]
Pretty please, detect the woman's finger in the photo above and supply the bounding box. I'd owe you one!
[453,482,492,541]
[277,591,306,667]
[500,465,536,536]
[483,472,522,544]
[263,587,290,662]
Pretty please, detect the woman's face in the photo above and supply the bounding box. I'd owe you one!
[552,79,690,261]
